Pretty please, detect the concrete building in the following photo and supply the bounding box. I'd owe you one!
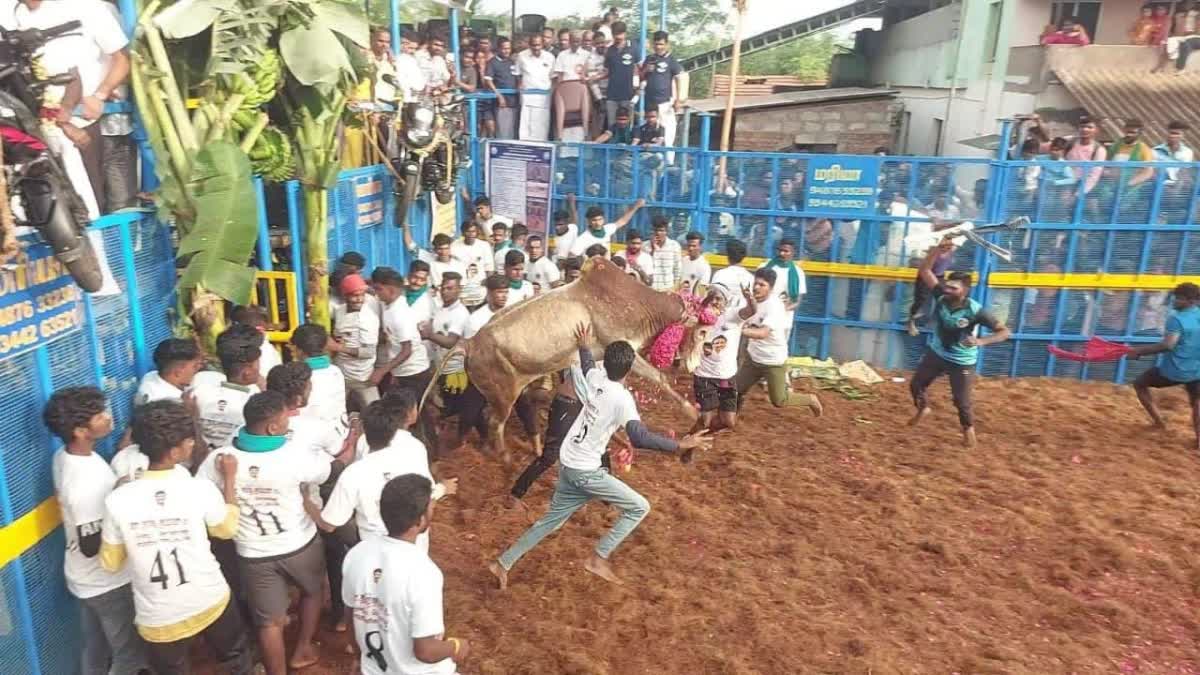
[690,88,902,153]
[831,0,1200,156]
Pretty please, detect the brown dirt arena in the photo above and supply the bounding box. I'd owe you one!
[200,373,1200,674]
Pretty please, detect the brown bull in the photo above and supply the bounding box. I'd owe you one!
[421,257,709,459]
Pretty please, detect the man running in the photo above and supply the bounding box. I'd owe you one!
[489,327,709,588]
[908,240,1011,448]
[1131,282,1200,451]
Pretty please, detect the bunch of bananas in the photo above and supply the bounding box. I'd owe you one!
[231,111,294,182]
[231,49,282,110]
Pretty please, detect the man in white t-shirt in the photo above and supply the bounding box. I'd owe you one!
[394,30,428,102]
[647,217,683,291]
[757,239,807,346]
[402,259,439,363]
[551,197,580,262]
[734,268,823,416]
[552,31,592,139]
[198,391,351,675]
[516,34,556,140]
[14,0,129,216]
[489,328,709,588]
[419,272,471,411]
[317,392,455,547]
[569,199,645,257]
[622,230,654,281]
[525,234,562,290]
[680,231,712,296]
[502,249,536,305]
[331,273,381,408]
[137,338,204,405]
[688,286,753,437]
[451,220,494,309]
[230,306,281,380]
[192,331,262,460]
[404,227,466,291]
[342,474,471,675]
[372,268,429,388]
[101,400,252,674]
[474,195,514,236]
[44,386,149,675]
[290,323,349,434]
[709,239,755,310]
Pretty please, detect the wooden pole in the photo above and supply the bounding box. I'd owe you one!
[717,0,746,186]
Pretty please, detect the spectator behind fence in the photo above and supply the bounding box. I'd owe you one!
[594,106,635,144]
[584,30,608,137]
[416,34,452,95]
[1154,120,1195,183]
[1040,16,1091,46]
[1160,1,1200,72]
[517,34,555,141]
[1131,4,1170,46]
[641,31,684,156]
[1066,115,1107,196]
[600,22,639,132]
[553,31,592,141]
[485,38,519,139]
[14,0,132,218]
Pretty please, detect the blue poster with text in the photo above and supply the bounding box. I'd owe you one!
[0,234,84,359]
[803,156,879,216]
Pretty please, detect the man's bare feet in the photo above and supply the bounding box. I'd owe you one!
[808,395,824,418]
[963,427,977,448]
[908,407,931,427]
[488,560,509,590]
[289,643,320,670]
[584,554,623,585]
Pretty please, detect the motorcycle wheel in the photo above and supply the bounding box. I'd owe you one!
[394,161,422,228]
[20,168,105,292]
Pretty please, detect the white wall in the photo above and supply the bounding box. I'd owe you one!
[872,3,961,88]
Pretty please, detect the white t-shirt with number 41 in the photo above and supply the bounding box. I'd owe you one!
[102,471,232,632]
[341,535,456,675]
[557,368,640,471]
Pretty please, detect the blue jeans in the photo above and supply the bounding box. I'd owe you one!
[498,465,650,569]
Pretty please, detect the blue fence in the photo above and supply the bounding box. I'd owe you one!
[464,131,1198,383]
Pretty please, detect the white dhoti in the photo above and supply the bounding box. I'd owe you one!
[42,125,100,220]
[657,100,678,164]
[519,92,550,141]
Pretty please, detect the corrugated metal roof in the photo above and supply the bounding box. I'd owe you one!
[690,87,897,113]
[1055,67,1200,146]
[710,74,826,97]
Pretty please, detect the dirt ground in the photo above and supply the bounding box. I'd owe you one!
[200,373,1200,675]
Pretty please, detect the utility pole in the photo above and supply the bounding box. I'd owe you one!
[717,0,747,183]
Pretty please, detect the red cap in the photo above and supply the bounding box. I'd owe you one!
[340,273,368,295]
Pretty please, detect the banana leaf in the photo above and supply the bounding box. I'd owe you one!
[279,21,354,85]
[152,0,230,38]
[311,0,369,46]
[176,140,259,303]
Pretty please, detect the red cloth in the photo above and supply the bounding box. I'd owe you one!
[1046,337,1133,362]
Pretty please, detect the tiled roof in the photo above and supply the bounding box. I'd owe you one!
[710,74,826,97]
[1054,67,1200,146]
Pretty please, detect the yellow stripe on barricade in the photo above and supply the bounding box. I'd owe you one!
[0,497,61,569]
[250,271,301,345]
[987,272,1200,291]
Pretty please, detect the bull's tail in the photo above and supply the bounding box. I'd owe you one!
[418,342,467,413]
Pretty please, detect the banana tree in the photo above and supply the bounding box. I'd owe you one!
[132,0,367,341]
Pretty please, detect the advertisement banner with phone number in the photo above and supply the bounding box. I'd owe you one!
[0,234,85,359]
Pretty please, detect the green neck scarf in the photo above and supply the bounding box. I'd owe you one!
[588,226,607,238]
[766,258,801,303]
[508,278,524,290]
[405,285,428,305]
[305,355,331,370]
[235,429,287,453]
[494,240,511,252]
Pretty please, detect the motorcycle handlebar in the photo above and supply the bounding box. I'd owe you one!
[4,20,81,49]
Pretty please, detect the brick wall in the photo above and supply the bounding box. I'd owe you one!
[728,98,902,153]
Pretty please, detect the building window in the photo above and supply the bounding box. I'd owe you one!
[983,1,1003,63]
[1050,1,1100,42]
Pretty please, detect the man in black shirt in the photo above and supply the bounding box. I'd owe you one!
[593,106,634,144]
[485,37,520,139]
[640,31,684,160]
[597,22,638,132]
[636,107,665,146]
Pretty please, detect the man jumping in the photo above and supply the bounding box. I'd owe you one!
[489,326,709,587]
[1130,282,1200,451]
[908,239,1011,448]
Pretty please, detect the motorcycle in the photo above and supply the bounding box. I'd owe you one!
[0,20,104,292]
[383,79,470,228]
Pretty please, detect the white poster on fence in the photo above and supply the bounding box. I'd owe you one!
[485,140,555,238]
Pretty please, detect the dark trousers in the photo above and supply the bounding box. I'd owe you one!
[210,538,250,626]
[910,350,975,429]
[511,395,582,498]
[146,596,253,675]
[1177,36,1200,70]
[458,382,538,443]
[390,368,439,454]
[101,133,138,213]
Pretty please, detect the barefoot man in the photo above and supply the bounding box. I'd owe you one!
[489,326,710,587]
[908,240,1010,447]
[1131,282,1200,451]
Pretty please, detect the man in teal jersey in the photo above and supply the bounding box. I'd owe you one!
[909,239,1011,448]
[1131,282,1200,452]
